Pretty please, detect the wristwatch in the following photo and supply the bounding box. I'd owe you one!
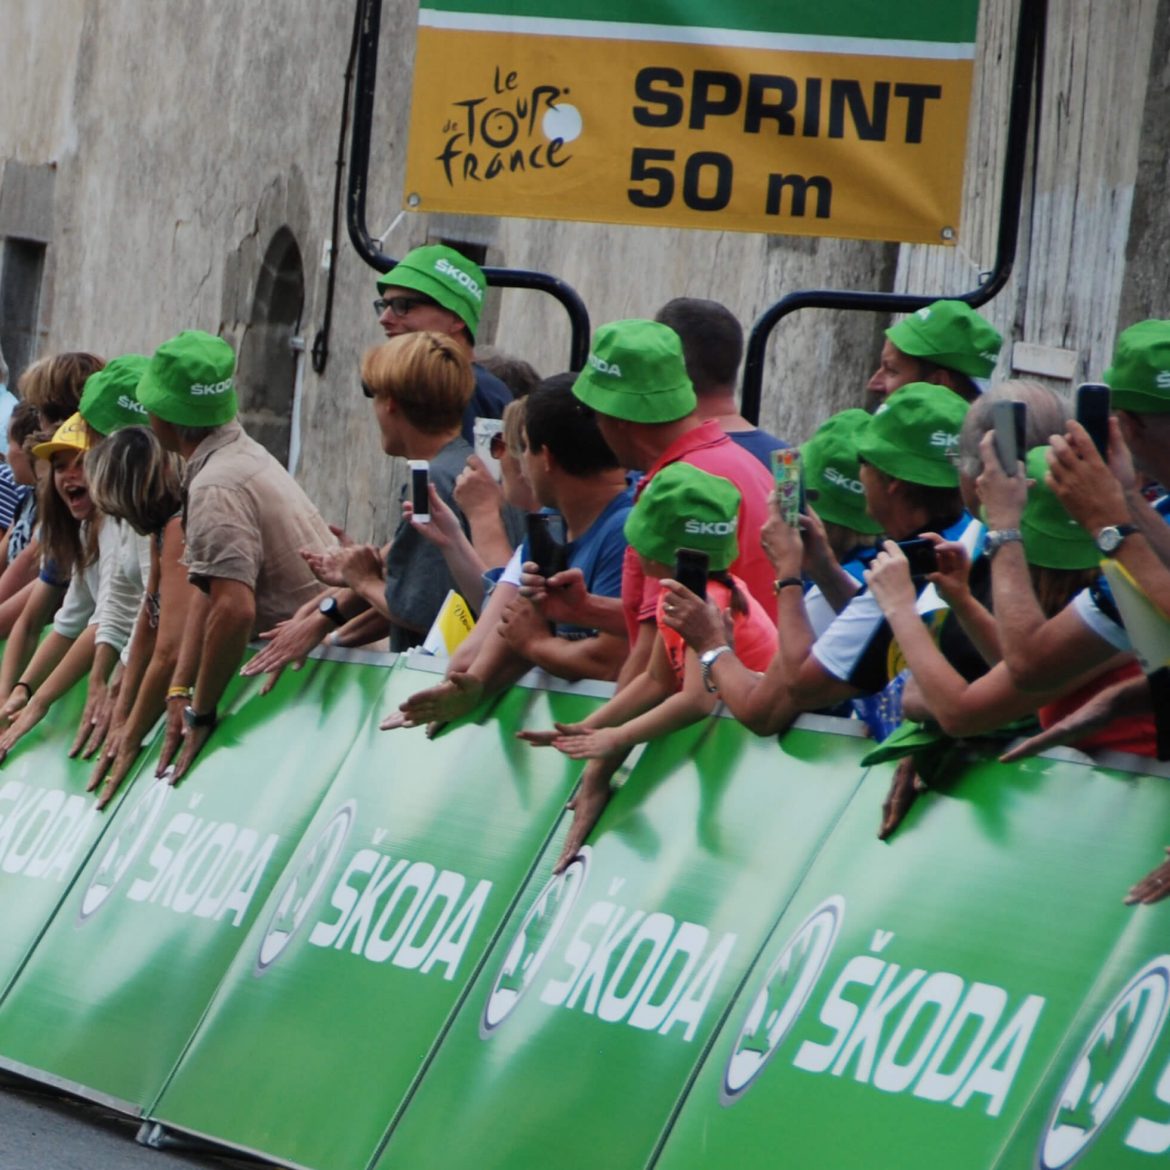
[1094,523,1138,556]
[984,528,1023,557]
[699,645,734,694]
[182,705,218,730]
[318,596,346,627]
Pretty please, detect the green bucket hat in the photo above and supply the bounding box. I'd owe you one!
[624,463,740,571]
[886,300,1002,379]
[1020,446,1098,570]
[1104,319,1170,413]
[572,319,696,423]
[857,383,968,488]
[801,409,883,534]
[376,244,486,337]
[78,354,150,436]
[137,330,238,428]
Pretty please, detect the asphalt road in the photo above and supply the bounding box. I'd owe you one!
[0,1075,276,1170]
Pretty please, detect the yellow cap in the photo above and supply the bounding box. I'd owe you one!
[31,412,93,461]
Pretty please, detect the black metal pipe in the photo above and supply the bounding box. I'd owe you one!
[740,0,1048,423]
[345,0,592,370]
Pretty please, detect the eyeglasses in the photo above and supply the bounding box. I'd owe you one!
[489,432,507,460]
[372,296,432,318]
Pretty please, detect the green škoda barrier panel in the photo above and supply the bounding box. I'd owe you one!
[0,656,382,1111]
[0,678,149,997]
[990,766,1170,1170]
[371,715,871,1170]
[147,668,602,1170]
[649,750,1170,1170]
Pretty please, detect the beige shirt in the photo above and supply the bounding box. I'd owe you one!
[183,421,335,634]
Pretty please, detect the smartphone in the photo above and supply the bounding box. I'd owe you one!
[473,417,505,483]
[409,460,430,523]
[1075,382,1112,459]
[898,537,938,580]
[991,400,1027,475]
[526,513,567,578]
[674,548,709,602]
[770,448,803,526]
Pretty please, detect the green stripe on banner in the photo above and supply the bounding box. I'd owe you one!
[417,1,980,46]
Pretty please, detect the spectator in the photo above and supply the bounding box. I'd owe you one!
[246,331,475,688]
[375,244,511,442]
[0,339,14,443]
[654,298,789,468]
[17,351,105,429]
[865,442,1153,752]
[663,383,973,734]
[474,347,540,398]
[520,464,777,870]
[0,341,20,534]
[0,358,161,760]
[866,300,1002,408]
[137,329,336,779]
[0,402,44,589]
[385,373,634,730]
[83,426,195,807]
[454,397,536,574]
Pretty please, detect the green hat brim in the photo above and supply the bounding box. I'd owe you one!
[572,371,696,423]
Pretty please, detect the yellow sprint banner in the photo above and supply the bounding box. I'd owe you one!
[403,1,979,244]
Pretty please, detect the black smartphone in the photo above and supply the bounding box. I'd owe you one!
[1075,382,1112,459]
[526,513,567,578]
[991,400,1027,475]
[898,537,938,580]
[674,548,709,601]
[409,460,430,522]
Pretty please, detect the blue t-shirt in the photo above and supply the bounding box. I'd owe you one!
[519,489,633,638]
[729,428,789,469]
[463,364,512,445]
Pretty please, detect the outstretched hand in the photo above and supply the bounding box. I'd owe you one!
[384,671,484,729]
[1126,848,1170,905]
[878,757,927,840]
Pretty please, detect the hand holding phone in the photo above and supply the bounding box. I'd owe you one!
[897,537,938,580]
[409,461,430,523]
[991,400,1027,475]
[1074,382,1112,459]
[771,449,803,526]
[526,513,567,579]
[674,548,709,602]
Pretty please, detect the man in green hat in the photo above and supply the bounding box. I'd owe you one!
[867,299,1003,408]
[137,329,336,779]
[374,243,511,442]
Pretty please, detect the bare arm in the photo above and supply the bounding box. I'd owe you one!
[0,579,66,703]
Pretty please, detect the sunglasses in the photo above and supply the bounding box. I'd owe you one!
[489,432,507,459]
[372,295,433,318]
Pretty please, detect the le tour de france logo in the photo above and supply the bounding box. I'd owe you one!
[480,846,591,1037]
[1038,955,1170,1169]
[78,777,170,921]
[254,800,357,973]
[435,66,583,189]
[722,895,845,1104]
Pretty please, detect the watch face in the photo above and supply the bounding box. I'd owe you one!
[1096,526,1122,554]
